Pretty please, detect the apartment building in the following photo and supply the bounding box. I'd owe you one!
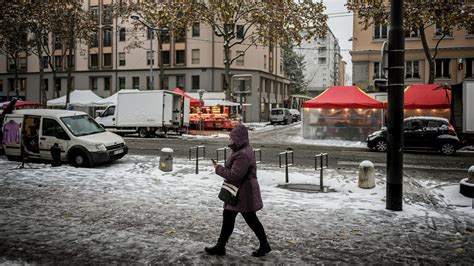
[0,0,289,122]
[351,12,474,91]
[297,28,343,97]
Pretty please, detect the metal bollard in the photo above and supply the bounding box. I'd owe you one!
[315,153,328,191]
[189,145,205,174]
[253,149,262,164]
[216,147,230,163]
[159,148,173,172]
[279,150,294,183]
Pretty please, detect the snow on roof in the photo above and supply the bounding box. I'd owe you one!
[12,109,87,118]
[47,90,104,107]
[405,116,449,122]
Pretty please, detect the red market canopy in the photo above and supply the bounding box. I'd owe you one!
[303,86,384,109]
[403,83,451,109]
[2,100,43,109]
[173,88,200,107]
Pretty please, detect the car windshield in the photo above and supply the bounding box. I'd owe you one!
[60,115,105,137]
[271,110,283,115]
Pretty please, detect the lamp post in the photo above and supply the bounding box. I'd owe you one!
[131,15,168,90]
[197,89,206,132]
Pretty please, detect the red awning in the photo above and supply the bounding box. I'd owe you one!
[303,86,384,109]
[2,100,43,109]
[403,83,451,109]
[173,88,201,107]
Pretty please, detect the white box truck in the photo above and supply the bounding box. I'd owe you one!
[95,90,190,138]
[451,81,474,146]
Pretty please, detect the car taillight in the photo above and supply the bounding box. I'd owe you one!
[448,123,457,136]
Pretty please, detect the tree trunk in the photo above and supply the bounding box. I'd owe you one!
[36,37,46,104]
[14,51,19,98]
[158,34,164,90]
[419,26,435,84]
[223,44,231,100]
[66,16,74,108]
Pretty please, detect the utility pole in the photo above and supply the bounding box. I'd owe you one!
[386,0,405,211]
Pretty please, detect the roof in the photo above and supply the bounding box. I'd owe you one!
[303,86,384,109]
[47,90,104,107]
[403,84,451,109]
[405,116,449,123]
[11,109,87,118]
[92,89,140,106]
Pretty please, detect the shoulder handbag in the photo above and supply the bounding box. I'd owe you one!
[218,164,249,206]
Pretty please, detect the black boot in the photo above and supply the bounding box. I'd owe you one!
[204,242,226,256]
[252,242,271,257]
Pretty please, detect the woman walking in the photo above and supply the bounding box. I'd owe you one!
[205,125,271,257]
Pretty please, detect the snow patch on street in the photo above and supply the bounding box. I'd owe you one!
[288,135,367,148]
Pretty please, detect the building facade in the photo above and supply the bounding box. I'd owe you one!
[297,28,342,97]
[0,0,289,122]
[351,11,474,91]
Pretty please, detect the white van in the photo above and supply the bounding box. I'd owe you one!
[270,108,293,125]
[2,109,128,167]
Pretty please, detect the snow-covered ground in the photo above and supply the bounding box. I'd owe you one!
[0,155,473,264]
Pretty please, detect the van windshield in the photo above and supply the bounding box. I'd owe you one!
[271,110,283,115]
[60,115,105,137]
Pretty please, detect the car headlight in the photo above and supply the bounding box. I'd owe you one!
[95,143,107,151]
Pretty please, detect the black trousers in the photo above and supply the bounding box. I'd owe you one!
[218,209,268,246]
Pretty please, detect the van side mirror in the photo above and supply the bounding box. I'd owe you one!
[56,131,70,140]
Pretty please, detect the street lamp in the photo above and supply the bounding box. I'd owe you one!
[197,89,206,132]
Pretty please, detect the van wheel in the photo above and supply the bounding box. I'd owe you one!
[70,151,90,167]
[283,119,288,125]
[375,139,388,152]
[440,142,456,156]
[138,128,148,138]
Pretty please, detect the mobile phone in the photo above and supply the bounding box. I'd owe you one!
[211,159,217,165]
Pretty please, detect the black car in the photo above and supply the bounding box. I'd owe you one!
[367,117,461,155]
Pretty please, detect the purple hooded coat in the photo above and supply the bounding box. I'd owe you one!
[215,125,263,213]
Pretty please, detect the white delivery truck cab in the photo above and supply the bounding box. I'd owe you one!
[95,90,190,138]
[2,109,128,167]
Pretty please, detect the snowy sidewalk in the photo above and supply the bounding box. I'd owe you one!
[0,155,473,264]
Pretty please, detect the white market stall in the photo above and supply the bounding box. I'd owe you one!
[47,90,106,108]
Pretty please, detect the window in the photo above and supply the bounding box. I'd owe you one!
[465,58,473,78]
[119,77,125,90]
[0,80,3,92]
[192,75,200,90]
[103,106,115,117]
[147,51,154,65]
[91,31,98,47]
[405,60,420,79]
[54,34,62,49]
[191,49,200,64]
[161,51,170,65]
[373,62,382,79]
[102,5,112,24]
[43,79,48,91]
[55,78,62,92]
[43,56,49,69]
[318,57,326,65]
[192,23,200,37]
[318,46,327,53]
[90,7,99,23]
[19,56,27,71]
[175,50,185,65]
[8,79,14,91]
[42,118,66,137]
[162,76,169,90]
[90,77,98,91]
[103,28,112,47]
[119,28,126,42]
[8,58,16,71]
[176,75,185,89]
[103,53,112,67]
[435,23,452,37]
[132,77,139,90]
[146,76,153,90]
[468,23,474,35]
[264,55,267,69]
[54,56,62,69]
[67,54,74,69]
[104,77,111,91]
[435,59,450,78]
[147,28,154,40]
[119,52,126,66]
[236,25,244,39]
[374,23,388,39]
[236,50,244,66]
[174,28,186,43]
[405,27,419,38]
[160,30,170,43]
[90,54,99,68]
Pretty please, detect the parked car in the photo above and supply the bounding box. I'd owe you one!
[367,116,460,155]
[270,108,293,125]
[288,109,301,122]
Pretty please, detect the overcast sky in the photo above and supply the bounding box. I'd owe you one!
[323,0,354,83]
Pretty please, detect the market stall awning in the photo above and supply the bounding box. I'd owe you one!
[173,88,200,107]
[91,89,140,107]
[2,100,43,109]
[202,99,240,107]
[303,86,384,109]
[403,83,451,109]
[47,90,104,107]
